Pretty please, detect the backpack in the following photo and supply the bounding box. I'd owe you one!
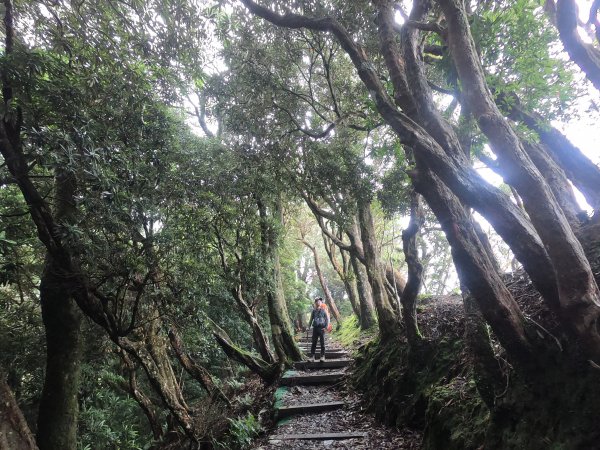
[314,307,327,328]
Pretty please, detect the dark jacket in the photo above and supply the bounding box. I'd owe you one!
[308,306,330,329]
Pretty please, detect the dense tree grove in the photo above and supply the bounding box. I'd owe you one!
[0,0,599,448]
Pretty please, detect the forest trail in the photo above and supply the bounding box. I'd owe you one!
[252,334,420,449]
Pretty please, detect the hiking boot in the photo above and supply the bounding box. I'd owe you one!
[319,355,325,362]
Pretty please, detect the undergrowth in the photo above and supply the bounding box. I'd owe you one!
[215,412,263,450]
[334,314,377,350]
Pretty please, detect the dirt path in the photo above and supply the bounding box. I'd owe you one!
[252,334,421,449]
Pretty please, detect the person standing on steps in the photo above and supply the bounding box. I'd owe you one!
[308,297,330,362]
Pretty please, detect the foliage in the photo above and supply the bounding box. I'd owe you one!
[215,412,264,450]
[78,367,156,450]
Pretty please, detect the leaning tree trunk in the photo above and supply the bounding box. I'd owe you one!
[440,0,600,361]
[504,100,600,212]
[210,320,279,383]
[36,170,82,450]
[0,369,38,450]
[239,0,569,362]
[412,167,535,365]
[168,328,230,405]
[230,286,275,363]
[555,0,600,91]
[116,313,199,441]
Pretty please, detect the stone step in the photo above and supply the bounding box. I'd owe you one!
[275,401,345,419]
[269,432,367,441]
[280,371,345,386]
[293,359,352,370]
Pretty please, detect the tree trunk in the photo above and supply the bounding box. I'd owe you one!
[339,249,362,318]
[304,199,373,327]
[350,253,376,329]
[303,241,341,324]
[168,329,230,405]
[36,263,82,450]
[116,315,198,441]
[400,190,424,346]
[412,168,535,364]
[0,369,38,450]
[523,140,583,228]
[441,0,600,361]
[258,198,302,362]
[211,321,279,383]
[463,292,504,410]
[384,265,406,312]
[357,200,399,337]
[296,311,306,330]
[504,101,600,211]
[119,352,163,441]
[37,170,82,450]
[555,0,600,91]
[322,233,362,319]
[239,0,587,361]
[230,287,275,363]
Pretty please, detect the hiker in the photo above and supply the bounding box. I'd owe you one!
[308,297,330,362]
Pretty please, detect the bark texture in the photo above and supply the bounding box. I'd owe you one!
[504,100,600,211]
[412,168,534,363]
[36,264,82,450]
[211,322,279,383]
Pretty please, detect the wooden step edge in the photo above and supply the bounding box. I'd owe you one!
[293,359,352,369]
[269,432,367,441]
[298,347,343,351]
[302,353,348,359]
[275,401,345,419]
[280,373,345,386]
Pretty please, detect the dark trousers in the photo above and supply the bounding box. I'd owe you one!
[311,327,325,356]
